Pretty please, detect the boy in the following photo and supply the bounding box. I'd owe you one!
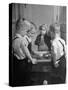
[50,23,66,84]
[12,18,37,86]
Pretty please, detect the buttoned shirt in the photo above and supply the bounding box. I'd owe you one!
[51,37,66,60]
[12,34,31,60]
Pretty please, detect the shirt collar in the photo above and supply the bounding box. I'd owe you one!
[24,35,31,42]
[15,33,32,43]
[16,33,23,38]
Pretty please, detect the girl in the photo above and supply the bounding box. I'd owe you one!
[35,24,51,51]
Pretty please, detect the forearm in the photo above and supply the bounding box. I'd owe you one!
[29,43,38,55]
[31,49,42,56]
[31,50,38,55]
[51,52,58,68]
[22,45,33,61]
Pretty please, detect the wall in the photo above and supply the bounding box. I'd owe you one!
[59,6,66,42]
[24,4,54,27]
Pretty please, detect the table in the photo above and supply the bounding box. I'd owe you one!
[31,53,52,72]
[31,53,53,85]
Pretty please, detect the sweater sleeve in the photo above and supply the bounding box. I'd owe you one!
[34,35,40,46]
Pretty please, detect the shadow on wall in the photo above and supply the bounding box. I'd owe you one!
[60,24,66,43]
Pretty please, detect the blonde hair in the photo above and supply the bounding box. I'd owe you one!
[50,23,60,33]
[15,18,24,31]
[15,18,37,36]
[54,23,60,33]
[24,20,37,34]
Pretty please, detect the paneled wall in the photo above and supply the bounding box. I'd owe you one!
[59,7,66,42]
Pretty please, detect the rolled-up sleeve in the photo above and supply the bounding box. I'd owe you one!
[51,41,58,60]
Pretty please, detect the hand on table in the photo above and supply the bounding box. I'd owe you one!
[32,58,37,64]
[36,53,43,57]
[39,53,43,57]
[54,60,60,68]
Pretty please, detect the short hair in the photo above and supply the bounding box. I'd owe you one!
[50,24,55,33]
[54,23,60,33]
[30,21,37,30]
[15,18,37,35]
[15,18,24,30]
[15,18,27,30]
[50,23,60,34]
[23,20,37,34]
[24,19,37,30]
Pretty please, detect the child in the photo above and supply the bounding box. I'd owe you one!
[35,24,51,51]
[50,23,66,84]
[34,24,51,85]
[12,18,37,86]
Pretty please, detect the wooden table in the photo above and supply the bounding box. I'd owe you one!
[31,53,52,72]
[31,53,53,85]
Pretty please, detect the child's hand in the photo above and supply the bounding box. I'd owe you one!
[39,53,43,57]
[32,58,37,64]
[54,60,60,68]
